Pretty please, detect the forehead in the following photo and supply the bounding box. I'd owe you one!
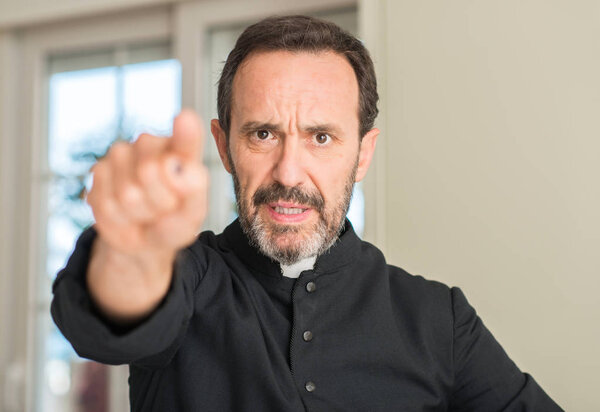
[230,50,359,126]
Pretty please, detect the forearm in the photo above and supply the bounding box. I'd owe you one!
[87,235,176,325]
[51,227,197,366]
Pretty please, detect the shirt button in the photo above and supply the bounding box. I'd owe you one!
[303,330,313,342]
[306,281,316,293]
[305,381,316,392]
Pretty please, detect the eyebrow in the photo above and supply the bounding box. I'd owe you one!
[239,121,281,135]
[238,121,342,136]
[304,123,342,136]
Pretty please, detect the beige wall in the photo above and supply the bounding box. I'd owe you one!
[365,1,599,410]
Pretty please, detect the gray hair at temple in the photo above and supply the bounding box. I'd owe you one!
[217,15,379,140]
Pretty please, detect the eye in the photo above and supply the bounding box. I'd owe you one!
[256,130,271,140]
[314,133,331,145]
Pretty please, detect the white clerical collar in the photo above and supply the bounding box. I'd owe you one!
[280,255,317,279]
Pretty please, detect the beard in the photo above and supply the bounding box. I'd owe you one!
[229,152,357,265]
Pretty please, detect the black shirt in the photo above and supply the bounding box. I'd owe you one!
[51,219,562,411]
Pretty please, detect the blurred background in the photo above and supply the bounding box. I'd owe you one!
[0,0,598,410]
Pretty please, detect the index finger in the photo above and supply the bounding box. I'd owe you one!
[170,109,204,163]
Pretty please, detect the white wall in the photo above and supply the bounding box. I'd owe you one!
[364,1,600,410]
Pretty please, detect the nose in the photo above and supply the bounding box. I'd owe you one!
[271,137,306,187]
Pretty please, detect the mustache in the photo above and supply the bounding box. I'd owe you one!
[252,182,324,212]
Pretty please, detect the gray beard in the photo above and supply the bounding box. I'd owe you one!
[244,210,339,265]
[229,151,357,265]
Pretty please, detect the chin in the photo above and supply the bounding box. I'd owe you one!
[249,215,328,264]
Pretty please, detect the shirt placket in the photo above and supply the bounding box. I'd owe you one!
[289,271,320,404]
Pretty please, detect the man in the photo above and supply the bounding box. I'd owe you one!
[52,15,562,411]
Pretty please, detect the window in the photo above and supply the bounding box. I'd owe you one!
[38,43,181,412]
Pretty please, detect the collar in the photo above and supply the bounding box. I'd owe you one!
[280,255,317,278]
[221,218,362,279]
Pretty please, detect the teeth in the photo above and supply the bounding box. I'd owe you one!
[274,206,305,215]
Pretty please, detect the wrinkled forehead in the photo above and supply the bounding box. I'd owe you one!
[230,50,360,127]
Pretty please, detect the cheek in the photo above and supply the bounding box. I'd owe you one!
[234,158,271,202]
[314,149,358,187]
[314,169,351,206]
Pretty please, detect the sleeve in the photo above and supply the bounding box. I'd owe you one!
[449,287,564,412]
[50,227,201,368]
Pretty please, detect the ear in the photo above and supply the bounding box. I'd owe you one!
[211,119,232,174]
[355,128,379,182]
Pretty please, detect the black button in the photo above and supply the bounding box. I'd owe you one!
[306,281,316,293]
[303,330,313,342]
[305,381,316,392]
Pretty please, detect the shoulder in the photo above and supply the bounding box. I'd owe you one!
[167,229,227,290]
[357,240,459,322]
[388,265,456,326]
[179,229,221,264]
[359,239,452,301]
[355,241,461,361]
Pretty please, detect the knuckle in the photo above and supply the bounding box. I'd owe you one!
[117,184,143,208]
[91,161,108,178]
[107,141,130,159]
[92,199,111,223]
[156,192,178,212]
[137,161,157,184]
[134,133,165,155]
[135,133,155,146]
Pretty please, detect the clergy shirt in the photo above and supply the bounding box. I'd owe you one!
[51,219,563,411]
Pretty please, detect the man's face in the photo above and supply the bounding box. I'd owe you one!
[212,50,377,264]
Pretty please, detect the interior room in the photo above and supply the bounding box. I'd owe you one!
[1,0,598,410]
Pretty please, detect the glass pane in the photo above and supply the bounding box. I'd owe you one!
[48,67,119,176]
[40,56,181,412]
[347,181,365,236]
[122,60,182,138]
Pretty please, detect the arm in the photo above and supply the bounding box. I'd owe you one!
[51,110,208,365]
[84,110,207,324]
[449,287,563,411]
[51,228,198,366]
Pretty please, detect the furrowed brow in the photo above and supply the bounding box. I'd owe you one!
[239,121,282,134]
[304,123,342,136]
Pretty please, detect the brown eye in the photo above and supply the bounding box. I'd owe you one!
[256,130,270,140]
[315,133,330,145]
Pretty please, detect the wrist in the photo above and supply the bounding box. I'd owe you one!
[87,236,177,324]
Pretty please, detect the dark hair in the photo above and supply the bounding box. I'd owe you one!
[217,15,379,139]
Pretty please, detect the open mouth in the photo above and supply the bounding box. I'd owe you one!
[272,206,307,215]
[266,202,312,222]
